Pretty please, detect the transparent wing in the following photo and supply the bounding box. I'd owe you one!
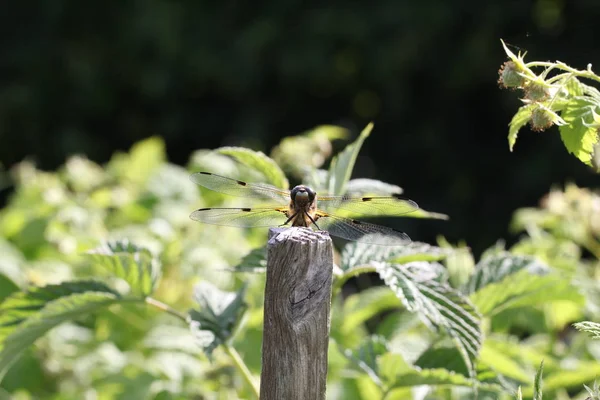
[190,172,290,202]
[190,207,289,227]
[315,211,411,245]
[317,194,419,217]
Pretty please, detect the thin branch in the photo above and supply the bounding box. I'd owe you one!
[145,297,188,322]
[223,343,260,399]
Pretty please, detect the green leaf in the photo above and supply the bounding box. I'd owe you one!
[468,254,582,316]
[328,122,373,195]
[0,280,119,347]
[340,287,401,335]
[341,240,452,273]
[87,240,161,297]
[559,97,600,165]
[341,335,390,386]
[0,284,121,381]
[188,282,247,357]
[233,246,267,273]
[217,147,289,189]
[109,136,166,184]
[533,360,543,400]
[377,262,482,377]
[466,253,549,294]
[573,321,600,339]
[508,104,535,151]
[345,179,403,196]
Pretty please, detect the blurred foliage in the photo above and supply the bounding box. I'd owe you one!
[3,1,600,258]
[0,126,599,399]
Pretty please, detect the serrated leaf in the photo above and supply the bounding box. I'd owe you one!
[509,104,535,151]
[0,280,119,347]
[87,240,161,296]
[466,253,549,293]
[341,240,452,272]
[468,254,582,316]
[559,97,600,165]
[217,147,289,189]
[187,282,247,357]
[376,261,482,377]
[573,321,600,339]
[564,77,584,97]
[328,123,373,195]
[0,288,121,381]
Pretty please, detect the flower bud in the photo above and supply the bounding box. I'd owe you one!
[498,61,526,89]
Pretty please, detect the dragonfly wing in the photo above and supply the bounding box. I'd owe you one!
[190,207,289,227]
[315,212,411,245]
[318,195,419,217]
[190,172,290,202]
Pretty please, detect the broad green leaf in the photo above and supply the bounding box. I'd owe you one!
[479,340,531,383]
[340,287,401,334]
[87,240,161,296]
[0,280,119,347]
[564,76,584,97]
[341,240,452,272]
[573,321,600,339]
[233,245,267,273]
[217,147,289,189]
[0,289,121,381]
[508,104,535,151]
[188,282,247,357]
[466,253,549,294]
[328,122,373,195]
[559,97,600,165]
[533,360,543,400]
[377,261,482,377]
[345,179,403,196]
[470,269,582,317]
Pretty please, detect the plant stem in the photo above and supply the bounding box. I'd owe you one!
[145,297,188,322]
[224,343,260,399]
[526,61,600,84]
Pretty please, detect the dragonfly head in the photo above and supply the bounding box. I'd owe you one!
[290,185,316,206]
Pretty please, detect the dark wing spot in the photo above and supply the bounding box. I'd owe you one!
[236,180,247,186]
[195,208,210,211]
[199,172,211,175]
[241,208,252,212]
[351,219,363,225]
[361,197,373,202]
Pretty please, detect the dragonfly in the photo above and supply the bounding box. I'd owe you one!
[189,172,419,245]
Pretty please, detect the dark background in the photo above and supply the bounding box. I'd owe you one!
[1,0,598,255]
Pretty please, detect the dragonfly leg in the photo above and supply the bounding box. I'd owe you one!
[305,211,321,230]
[280,213,296,227]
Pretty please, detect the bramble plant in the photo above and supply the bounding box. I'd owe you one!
[0,42,599,399]
[498,40,600,170]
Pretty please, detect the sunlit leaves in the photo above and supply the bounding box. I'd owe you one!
[376,261,482,378]
[188,282,247,357]
[328,122,373,195]
[0,281,121,381]
[467,253,582,316]
[573,321,600,339]
[559,97,600,165]
[87,240,161,297]
[217,147,289,189]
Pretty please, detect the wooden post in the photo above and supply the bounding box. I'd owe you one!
[260,227,334,400]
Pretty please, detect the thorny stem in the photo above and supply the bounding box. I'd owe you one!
[526,61,600,84]
[224,343,260,399]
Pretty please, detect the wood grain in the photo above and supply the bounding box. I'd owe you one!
[260,227,334,400]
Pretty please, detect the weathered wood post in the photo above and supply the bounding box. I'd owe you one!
[260,227,334,400]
